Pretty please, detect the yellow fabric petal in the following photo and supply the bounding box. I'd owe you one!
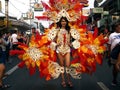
[81,46,88,53]
[23,54,29,61]
[36,60,41,67]
[94,38,100,45]
[25,61,30,68]
[31,61,36,68]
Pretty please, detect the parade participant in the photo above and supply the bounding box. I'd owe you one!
[55,17,72,87]
[9,0,107,88]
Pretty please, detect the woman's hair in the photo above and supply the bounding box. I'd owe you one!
[115,21,120,29]
[57,17,70,33]
[111,21,120,32]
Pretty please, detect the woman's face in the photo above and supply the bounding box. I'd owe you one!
[61,18,67,27]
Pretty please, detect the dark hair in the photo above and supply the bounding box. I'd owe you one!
[111,21,120,32]
[57,17,70,33]
[32,27,36,29]
[31,26,36,29]
[115,22,120,29]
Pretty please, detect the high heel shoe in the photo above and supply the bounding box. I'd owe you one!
[67,81,73,87]
[61,81,66,87]
[0,84,11,89]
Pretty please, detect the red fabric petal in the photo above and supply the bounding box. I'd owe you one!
[35,16,50,20]
[96,54,103,65]
[79,52,87,65]
[100,39,109,46]
[41,1,51,11]
[93,27,98,39]
[49,0,55,6]
[35,31,42,42]
[29,67,36,75]
[73,3,83,12]
[71,57,80,64]
[10,50,25,56]
[18,61,25,68]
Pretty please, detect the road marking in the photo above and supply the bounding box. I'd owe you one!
[3,65,18,79]
[97,82,109,90]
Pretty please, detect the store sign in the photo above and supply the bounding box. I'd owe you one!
[27,11,34,19]
[112,15,119,21]
[22,13,28,19]
[103,11,109,15]
[92,8,103,13]
[34,3,43,11]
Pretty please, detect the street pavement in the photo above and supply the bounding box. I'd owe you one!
[1,56,120,90]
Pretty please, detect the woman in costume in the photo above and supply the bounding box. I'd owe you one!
[9,0,108,88]
[55,17,72,87]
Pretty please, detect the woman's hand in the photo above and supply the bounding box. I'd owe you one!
[68,43,72,47]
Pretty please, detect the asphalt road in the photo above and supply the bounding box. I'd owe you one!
[1,56,120,90]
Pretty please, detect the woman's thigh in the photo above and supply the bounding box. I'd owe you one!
[0,64,5,71]
[57,53,64,66]
[65,52,70,67]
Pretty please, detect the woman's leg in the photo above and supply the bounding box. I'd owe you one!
[57,53,66,87]
[65,52,73,87]
[0,64,5,86]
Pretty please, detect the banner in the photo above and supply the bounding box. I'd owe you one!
[92,8,103,13]
[34,3,43,11]
[22,13,28,19]
[27,11,34,19]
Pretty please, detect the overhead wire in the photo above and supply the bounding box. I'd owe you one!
[1,8,17,17]
[15,0,30,7]
[9,1,23,13]
[8,0,30,18]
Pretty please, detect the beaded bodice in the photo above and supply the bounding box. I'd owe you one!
[56,29,70,55]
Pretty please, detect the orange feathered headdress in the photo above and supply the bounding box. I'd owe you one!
[36,0,88,23]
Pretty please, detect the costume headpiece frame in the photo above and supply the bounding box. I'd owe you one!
[41,0,89,23]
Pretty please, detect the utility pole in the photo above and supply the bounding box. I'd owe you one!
[29,0,31,30]
[5,0,9,31]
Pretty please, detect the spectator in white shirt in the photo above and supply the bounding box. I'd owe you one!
[11,30,18,50]
[108,22,120,86]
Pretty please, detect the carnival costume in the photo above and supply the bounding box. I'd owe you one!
[10,0,108,80]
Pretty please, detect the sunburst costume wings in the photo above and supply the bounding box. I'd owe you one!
[10,0,108,80]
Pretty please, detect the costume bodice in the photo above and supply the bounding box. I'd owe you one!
[56,29,70,55]
[57,29,70,45]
